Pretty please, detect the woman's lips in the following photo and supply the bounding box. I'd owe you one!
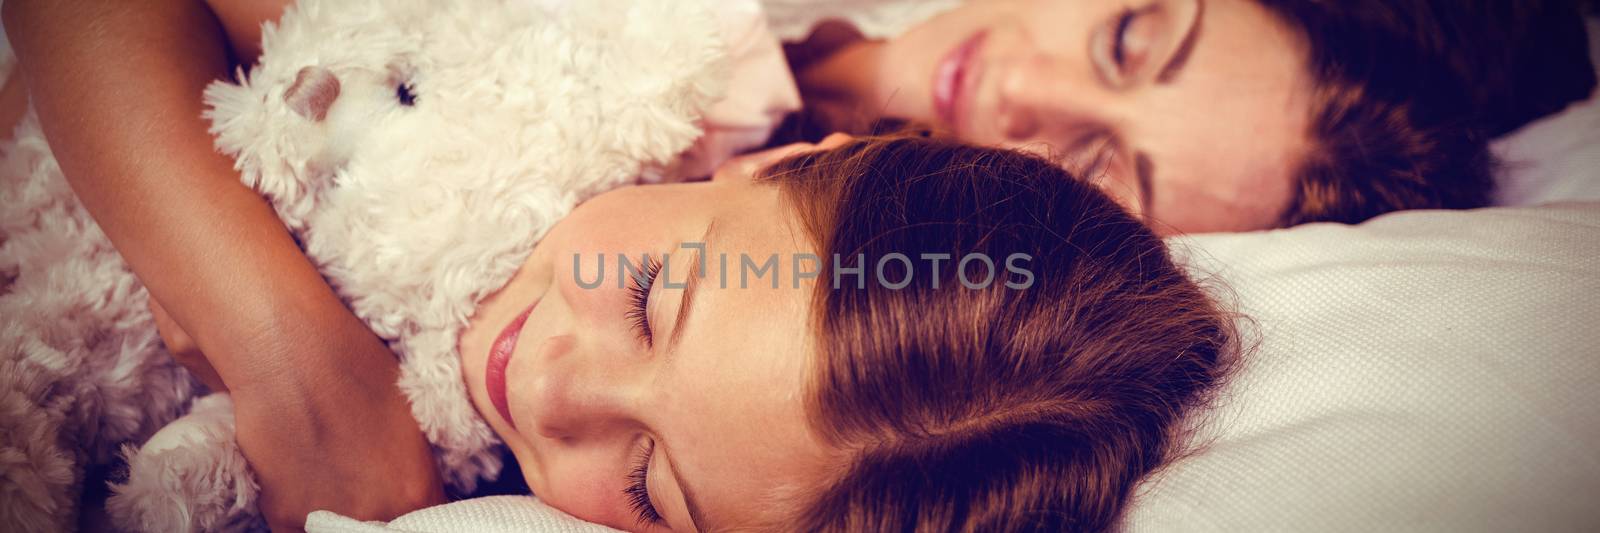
[487,303,535,429]
[934,30,988,133]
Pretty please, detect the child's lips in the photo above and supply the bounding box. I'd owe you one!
[486,302,536,429]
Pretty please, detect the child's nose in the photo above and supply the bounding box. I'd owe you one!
[285,66,340,122]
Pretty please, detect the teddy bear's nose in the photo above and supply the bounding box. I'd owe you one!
[285,66,341,122]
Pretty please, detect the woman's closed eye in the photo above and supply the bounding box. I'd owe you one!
[625,255,664,347]
[1081,133,1120,183]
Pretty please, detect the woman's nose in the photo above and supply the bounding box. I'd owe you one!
[519,334,641,441]
[994,55,1105,143]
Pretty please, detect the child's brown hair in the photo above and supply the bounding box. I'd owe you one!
[761,136,1239,531]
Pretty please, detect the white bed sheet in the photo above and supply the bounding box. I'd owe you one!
[1127,202,1600,532]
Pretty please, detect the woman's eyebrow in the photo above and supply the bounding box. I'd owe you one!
[1156,0,1205,84]
[666,218,719,351]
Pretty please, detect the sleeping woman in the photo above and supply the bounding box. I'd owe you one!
[773,0,1594,232]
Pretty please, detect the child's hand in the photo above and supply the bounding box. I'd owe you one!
[149,297,228,392]
[217,318,448,530]
[152,293,448,530]
[153,293,448,530]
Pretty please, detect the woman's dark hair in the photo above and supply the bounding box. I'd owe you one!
[759,136,1239,531]
[1261,0,1596,225]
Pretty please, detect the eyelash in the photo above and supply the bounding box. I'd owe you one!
[624,439,664,525]
[625,255,663,346]
[623,257,665,525]
[1112,8,1137,69]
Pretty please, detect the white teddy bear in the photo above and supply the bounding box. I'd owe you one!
[0,0,727,530]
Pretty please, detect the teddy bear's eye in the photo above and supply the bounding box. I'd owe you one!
[396,82,417,107]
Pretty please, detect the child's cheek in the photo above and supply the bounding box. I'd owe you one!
[556,262,629,330]
[532,449,647,531]
[545,230,643,328]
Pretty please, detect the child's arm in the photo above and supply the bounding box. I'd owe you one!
[3,0,444,528]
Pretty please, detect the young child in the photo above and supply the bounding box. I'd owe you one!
[382,134,1239,531]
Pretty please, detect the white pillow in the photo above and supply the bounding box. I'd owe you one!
[307,496,616,533]
[1126,202,1600,532]
[1491,19,1600,206]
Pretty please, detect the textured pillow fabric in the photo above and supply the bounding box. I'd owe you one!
[307,496,616,533]
[1126,202,1600,532]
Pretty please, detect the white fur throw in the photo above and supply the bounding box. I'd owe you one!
[0,0,727,530]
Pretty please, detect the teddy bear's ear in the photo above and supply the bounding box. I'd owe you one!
[285,66,341,122]
[202,74,268,161]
